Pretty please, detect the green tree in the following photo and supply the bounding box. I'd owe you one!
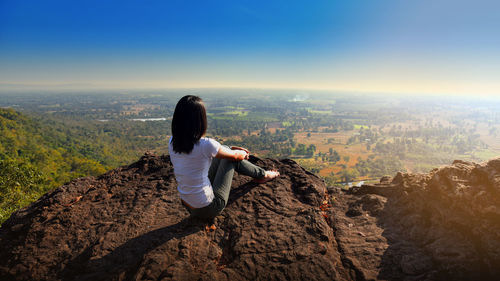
[306,144,316,157]
[295,143,306,155]
[0,159,46,222]
[339,169,359,183]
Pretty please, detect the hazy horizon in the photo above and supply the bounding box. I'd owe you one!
[1,86,500,104]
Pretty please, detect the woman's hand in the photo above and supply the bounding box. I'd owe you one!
[216,146,249,161]
[233,149,249,161]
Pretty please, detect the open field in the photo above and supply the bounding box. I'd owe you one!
[476,124,500,151]
[1,90,499,188]
[295,131,353,149]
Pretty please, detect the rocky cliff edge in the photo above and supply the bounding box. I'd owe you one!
[0,155,499,280]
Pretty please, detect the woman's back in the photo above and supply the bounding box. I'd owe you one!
[168,137,220,208]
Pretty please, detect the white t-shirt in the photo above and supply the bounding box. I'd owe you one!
[168,137,221,208]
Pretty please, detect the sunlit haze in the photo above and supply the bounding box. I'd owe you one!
[1,0,499,96]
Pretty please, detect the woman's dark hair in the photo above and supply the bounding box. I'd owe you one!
[171,95,207,154]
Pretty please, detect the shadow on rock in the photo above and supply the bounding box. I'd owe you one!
[61,217,204,281]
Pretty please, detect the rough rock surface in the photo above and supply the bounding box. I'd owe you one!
[0,155,499,280]
[0,155,347,280]
[333,158,500,280]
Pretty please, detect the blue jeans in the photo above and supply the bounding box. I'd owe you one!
[186,157,265,219]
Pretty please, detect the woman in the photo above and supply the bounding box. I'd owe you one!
[168,95,280,219]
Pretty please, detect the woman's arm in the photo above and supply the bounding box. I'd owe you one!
[230,146,250,154]
[215,146,249,161]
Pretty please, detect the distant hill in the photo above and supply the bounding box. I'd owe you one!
[0,108,139,222]
[1,154,498,280]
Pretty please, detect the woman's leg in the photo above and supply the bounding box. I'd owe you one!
[190,158,237,218]
[190,157,267,219]
[211,159,236,206]
[234,159,266,179]
[209,159,266,205]
[208,157,221,183]
[211,145,264,180]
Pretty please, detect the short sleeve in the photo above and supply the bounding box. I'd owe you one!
[202,138,221,158]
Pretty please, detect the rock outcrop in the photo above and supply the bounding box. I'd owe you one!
[332,158,500,280]
[0,155,499,280]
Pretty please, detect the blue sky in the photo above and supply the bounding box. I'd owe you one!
[1,0,499,95]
